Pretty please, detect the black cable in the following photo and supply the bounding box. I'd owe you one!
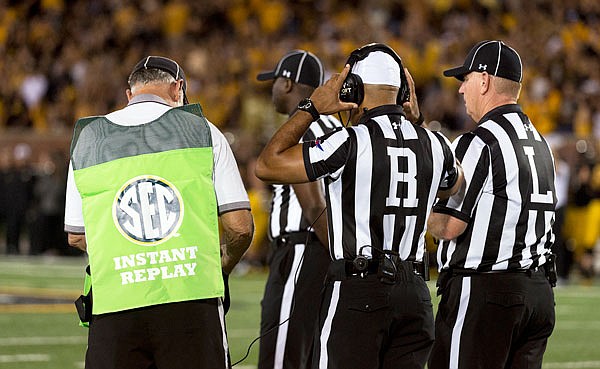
[338,110,354,127]
[231,206,327,367]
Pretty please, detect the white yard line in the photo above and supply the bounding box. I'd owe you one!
[543,361,600,368]
[0,336,86,346]
[0,354,50,363]
[555,321,600,329]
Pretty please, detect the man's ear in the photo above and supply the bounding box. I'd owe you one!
[126,89,133,101]
[480,72,491,94]
[169,80,184,103]
[283,78,293,93]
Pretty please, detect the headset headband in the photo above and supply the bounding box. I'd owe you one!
[341,43,409,105]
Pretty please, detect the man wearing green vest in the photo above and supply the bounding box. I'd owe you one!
[64,56,254,369]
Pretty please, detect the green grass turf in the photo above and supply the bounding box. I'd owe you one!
[1,256,599,368]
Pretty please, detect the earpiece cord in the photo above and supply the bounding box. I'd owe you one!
[231,206,327,367]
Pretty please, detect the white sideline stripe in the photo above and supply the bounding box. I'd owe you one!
[0,336,86,346]
[0,354,50,363]
[544,361,600,368]
[556,321,600,329]
[0,329,261,346]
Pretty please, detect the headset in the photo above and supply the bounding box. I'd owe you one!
[339,43,410,106]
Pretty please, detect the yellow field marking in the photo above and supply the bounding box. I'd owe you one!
[0,286,79,299]
[0,304,76,314]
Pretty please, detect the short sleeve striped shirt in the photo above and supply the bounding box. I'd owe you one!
[433,104,556,271]
[303,105,458,262]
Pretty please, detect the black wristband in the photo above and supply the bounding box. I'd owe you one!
[415,112,425,125]
[297,98,320,121]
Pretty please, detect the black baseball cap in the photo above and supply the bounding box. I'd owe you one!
[443,40,523,83]
[257,50,324,88]
[129,56,189,104]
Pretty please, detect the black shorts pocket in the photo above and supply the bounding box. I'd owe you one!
[348,295,389,313]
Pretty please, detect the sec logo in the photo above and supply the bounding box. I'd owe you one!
[113,175,184,245]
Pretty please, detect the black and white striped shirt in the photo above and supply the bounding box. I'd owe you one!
[303,105,458,262]
[269,114,342,239]
[433,104,556,271]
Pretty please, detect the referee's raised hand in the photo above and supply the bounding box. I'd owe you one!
[401,68,422,124]
[311,64,358,115]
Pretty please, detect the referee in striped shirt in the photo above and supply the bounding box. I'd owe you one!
[427,41,557,369]
[256,43,462,369]
[256,50,342,369]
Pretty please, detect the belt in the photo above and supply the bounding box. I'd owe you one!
[273,231,317,246]
[344,259,380,275]
[336,258,428,280]
[448,267,540,277]
[436,267,540,296]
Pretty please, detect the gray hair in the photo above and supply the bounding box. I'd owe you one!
[492,76,521,100]
[128,68,176,89]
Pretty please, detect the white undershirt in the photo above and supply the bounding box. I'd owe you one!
[64,96,250,233]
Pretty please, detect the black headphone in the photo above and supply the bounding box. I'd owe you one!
[339,43,409,106]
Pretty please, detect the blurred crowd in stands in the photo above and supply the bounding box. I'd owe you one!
[1,0,600,283]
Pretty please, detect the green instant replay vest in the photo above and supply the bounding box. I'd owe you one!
[70,104,222,315]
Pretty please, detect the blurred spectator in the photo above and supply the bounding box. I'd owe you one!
[0,147,12,249]
[565,160,600,283]
[0,0,599,280]
[28,149,75,256]
[550,141,573,284]
[4,143,34,255]
[1,0,600,139]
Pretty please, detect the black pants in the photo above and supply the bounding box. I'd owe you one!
[85,299,229,369]
[428,269,555,369]
[258,233,331,369]
[311,260,434,369]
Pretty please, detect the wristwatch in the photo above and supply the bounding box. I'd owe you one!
[297,98,320,121]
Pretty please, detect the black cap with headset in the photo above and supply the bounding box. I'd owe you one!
[129,56,189,104]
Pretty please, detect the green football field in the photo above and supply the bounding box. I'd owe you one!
[1,256,599,369]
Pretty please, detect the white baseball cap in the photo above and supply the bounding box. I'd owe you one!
[352,51,401,88]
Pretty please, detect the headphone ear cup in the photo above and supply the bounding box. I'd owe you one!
[340,73,364,105]
[397,64,410,104]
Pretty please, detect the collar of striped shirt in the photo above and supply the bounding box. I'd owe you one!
[477,103,522,124]
[358,104,405,125]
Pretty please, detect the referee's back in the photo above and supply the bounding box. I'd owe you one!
[435,105,556,271]
[306,105,456,263]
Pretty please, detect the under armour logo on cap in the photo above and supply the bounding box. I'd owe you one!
[257,50,324,88]
[443,40,523,83]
